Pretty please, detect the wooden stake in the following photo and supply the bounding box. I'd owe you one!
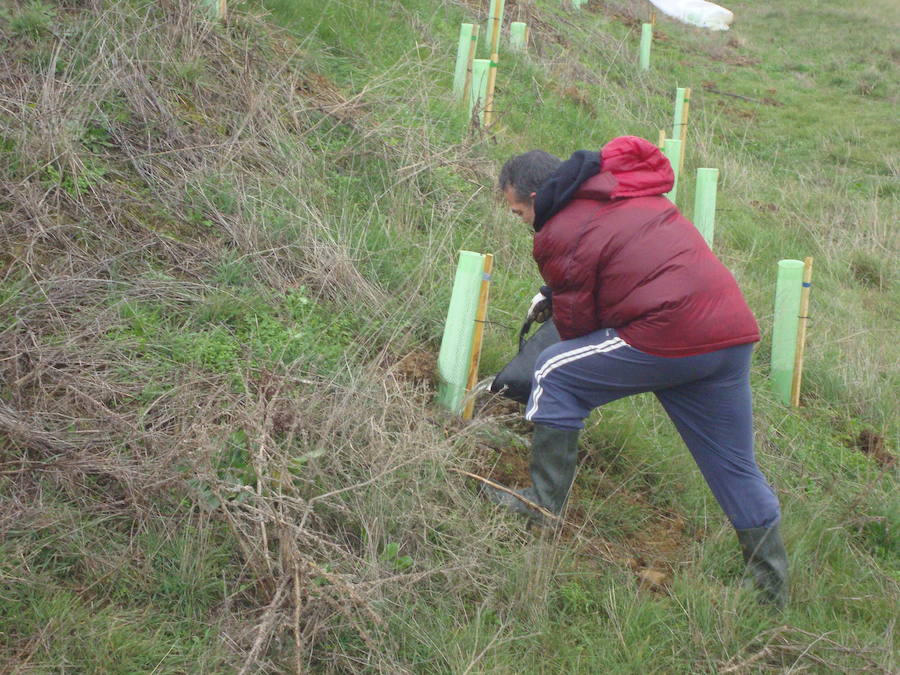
[461,25,480,108]
[650,10,657,26]
[678,87,691,175]
[790,256,814,407]
[658,129,666,149]
[483,54,499,127]
[489,0,504,55]
[462,254,493,419]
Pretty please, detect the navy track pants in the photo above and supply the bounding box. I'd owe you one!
[525,328,780,530]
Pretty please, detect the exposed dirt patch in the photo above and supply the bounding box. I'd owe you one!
[604,6,645,30]
[702,44,760,68]
[478,434,531,488]
[479,396,521,418]
[636,567,669,591]
[390,349,437,388]
[555,84,598,113]
[854,430,895,469]
[477,398,534,439]
[751,200,780,213]
[477,434,693,593]
[295,72,347,107]
[717,101,757,121]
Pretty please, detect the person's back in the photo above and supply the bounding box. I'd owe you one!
[490,140,789,609]
[533,135,759,355]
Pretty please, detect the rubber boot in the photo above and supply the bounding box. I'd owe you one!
[736,523,789,609]
[485,424,580,523]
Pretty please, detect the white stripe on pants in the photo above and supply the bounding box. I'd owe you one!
[525,335,626,421]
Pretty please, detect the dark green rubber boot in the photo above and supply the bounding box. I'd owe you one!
[485,424,580,523]
[736,523,789,609]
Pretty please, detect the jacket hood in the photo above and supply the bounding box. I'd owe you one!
[532,150,602,231]
[576,136,675,200]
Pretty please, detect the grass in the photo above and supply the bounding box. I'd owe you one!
[0,489,232,672]
[0,0,896,672]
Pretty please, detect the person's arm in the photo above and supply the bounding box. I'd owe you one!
[539,259,601,340]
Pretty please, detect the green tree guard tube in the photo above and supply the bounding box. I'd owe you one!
[693,168,719,246]
[200,0,225,20]
[639,23,652,70]
[438,251,487,414]
[469,58,490,123]
[453,24,476,101]
[771,259,805,405]
[509,22,527,51]
[672,87,687,144]
[662,138,682,203]
[461,25,479,105]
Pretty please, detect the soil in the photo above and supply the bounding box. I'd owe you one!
[751,200,780,213]
[431,345,694,592]
[391,349,438,387]
[854,430,895,469]
[475,433,694,594]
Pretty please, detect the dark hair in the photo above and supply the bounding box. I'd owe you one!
[498,150,562,201]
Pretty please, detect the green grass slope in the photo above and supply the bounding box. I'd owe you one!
[0,0,896,672]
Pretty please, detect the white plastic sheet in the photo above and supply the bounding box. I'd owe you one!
[648,0,734,31]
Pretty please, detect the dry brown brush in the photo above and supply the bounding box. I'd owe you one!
[0,1,506,671]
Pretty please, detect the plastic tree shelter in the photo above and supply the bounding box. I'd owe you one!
[437,251,491,414]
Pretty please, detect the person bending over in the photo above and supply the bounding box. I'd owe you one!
[490,137,788,608]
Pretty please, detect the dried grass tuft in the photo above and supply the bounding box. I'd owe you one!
[0,1,500,670]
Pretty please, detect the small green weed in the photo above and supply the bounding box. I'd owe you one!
[381,541,414,571]
[0,135,19,177]
[170,326,240,372]
[217,429,256,489]
[186,207,215,229]
[79,122,115,153]
[4,1,55,40]
[189,175,240,216]
[554,578,602,616]
[170,57,209,89]
[858,519,897,565]
[186,429,257,508]
[212,252,255,287]
[42,159,106,198]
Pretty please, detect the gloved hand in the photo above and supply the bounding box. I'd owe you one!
[527,288,552,323]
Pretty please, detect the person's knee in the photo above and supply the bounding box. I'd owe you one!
[526,407,585,430]
[525,375,589,428]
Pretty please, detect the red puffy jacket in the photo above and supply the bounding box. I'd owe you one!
[533,136,760,356]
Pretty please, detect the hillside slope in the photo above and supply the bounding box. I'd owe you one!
[1,0,897,672]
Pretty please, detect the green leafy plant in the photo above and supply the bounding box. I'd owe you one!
[380,541,413,571]
[0,135,19,177]
[80,122,115,153]
[42,160,106,197]
[5,1,55,40]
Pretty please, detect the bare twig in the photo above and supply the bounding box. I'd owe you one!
[450,467,562,524]
[237,575,290,675]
